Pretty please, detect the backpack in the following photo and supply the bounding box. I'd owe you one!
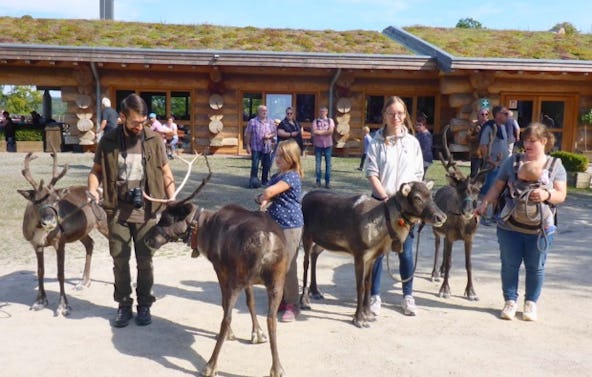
[498,154,560,235]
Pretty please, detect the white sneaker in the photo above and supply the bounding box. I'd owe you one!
[401,295,416,316]
[523,300,538,321]
[369,295,381,316]
[500,300,517,320]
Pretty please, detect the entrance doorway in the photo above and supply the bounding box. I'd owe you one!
[502,94,577,152]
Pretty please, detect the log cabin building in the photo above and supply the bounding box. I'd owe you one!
[1,17,591,156]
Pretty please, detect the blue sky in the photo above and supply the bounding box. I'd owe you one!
[0,0,590,33]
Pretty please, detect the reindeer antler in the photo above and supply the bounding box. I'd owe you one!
[47,146,69,189]
[22,152,39,189]
[178,152,212,204]
[143,150,211,204]
[439,124,465,180]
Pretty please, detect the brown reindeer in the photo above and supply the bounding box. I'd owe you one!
[144,155,288,377]
[300,181,446,328]
[430,124,491,300]
[17,152,108,315]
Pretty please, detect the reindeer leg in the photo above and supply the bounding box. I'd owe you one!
[245,286,267,344]
[432,233,441,281]
[299,235,312,310]
[352,255,369,328]
[464,238,479,301]
[438,239,453,299]
[56,243,71,316]
[31,247,49,311]
[309,244,325,300]
[268,270,286,377]
[362,258,376,322]
[203,285,239,377]
[75,235,94,290]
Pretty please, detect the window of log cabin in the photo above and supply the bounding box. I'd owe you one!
[171,91,191,121]
[115,90,135,112]
[243,93,263,121]
[266,94,292,122]
[140,92,167,120]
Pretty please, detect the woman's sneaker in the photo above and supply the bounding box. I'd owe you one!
[280,304,298,322]
[402,295,417,316]
[370,295,381,316]
[500,300,517,320]
[523,300,538,321]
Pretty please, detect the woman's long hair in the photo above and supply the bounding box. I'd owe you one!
[382,96,414,135]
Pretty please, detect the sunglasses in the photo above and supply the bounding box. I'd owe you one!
[286,112,293,115]
[480,112,488,116]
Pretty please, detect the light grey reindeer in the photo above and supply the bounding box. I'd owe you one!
[17,151,108,315]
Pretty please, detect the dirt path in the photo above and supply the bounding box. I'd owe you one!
[1,152,591,377]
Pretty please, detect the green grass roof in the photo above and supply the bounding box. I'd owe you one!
[404,26,592,60]
[0,16,412,55]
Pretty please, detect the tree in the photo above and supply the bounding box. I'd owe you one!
[0,85,43,115]
[550,22,579,35]
[456,18,483,29]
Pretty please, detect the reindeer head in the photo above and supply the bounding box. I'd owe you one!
[17,152,69,231]
[144,152,211,250]
[393,181,447,227]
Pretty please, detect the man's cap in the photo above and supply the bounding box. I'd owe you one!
[149,113,156,119]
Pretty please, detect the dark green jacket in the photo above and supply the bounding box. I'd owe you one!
[96,126,167,218]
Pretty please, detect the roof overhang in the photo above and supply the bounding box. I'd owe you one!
[0,43,437,71]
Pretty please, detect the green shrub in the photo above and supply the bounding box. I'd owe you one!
[0,128,44,141]
[551,151,589,172]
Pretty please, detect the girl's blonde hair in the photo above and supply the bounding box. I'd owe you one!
[522,122,556,153]
[382,96,414,134]
[276,139,303,178]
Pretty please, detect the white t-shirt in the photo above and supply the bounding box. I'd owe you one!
[365,127,424,197]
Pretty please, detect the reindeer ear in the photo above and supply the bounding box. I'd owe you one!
[55,188,71,199]
[400,183,411,196]
[425,180,434,190]
[17,189,36,201]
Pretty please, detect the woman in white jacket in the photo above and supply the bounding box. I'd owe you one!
[365,96,424,317]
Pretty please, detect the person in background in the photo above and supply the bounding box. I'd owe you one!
[506,110,521,154]
[365,96,424,317]
[257,139,304,322]
[165,115,179,159]
[312,106,335,188]
[99,97,120,138]
[148,112,172,143]
[277,107,304,153]
[467,108,489,178]
[87,93,176,328]
[479,105,510,225]
[414,113,433,179]
[476,123,566,321]
[245,105,277,188]
[358,126,372,171]
[2,110,16,152]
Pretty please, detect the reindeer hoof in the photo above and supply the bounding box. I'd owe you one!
[251,329,268,344]
[57,304,71,316]
[299,295,312,310]
[201,365,216,377]
[74,281,91,291]
[431,275,441,282]
[30,298,48,311]
[352,317,370,328]
[466,292,480,301]
[270,366,286,377]
[438,290,451,299]
[309,291,324,300]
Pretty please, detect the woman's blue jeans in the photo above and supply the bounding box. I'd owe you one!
[371,231,414,297]
[497,227,552,303]
[314,146,332,185]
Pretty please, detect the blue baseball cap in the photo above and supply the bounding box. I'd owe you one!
[149,113,156,119]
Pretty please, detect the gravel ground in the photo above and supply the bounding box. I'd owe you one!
[1,151,591,377]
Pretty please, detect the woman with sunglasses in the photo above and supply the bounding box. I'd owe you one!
[277,107,304,153]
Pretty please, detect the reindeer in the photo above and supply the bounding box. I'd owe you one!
[430,124,492,300]
[144,155,288,377]
[17,151,108,315]
[299,181,446,328]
